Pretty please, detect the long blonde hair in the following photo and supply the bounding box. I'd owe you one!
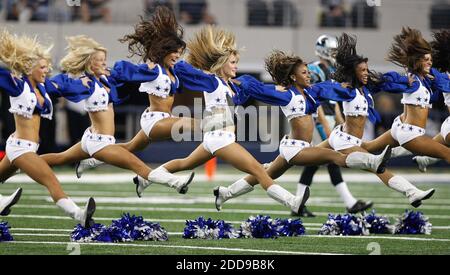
[0,29,52,77]
[60,35,107,76]
[186,25,239,76]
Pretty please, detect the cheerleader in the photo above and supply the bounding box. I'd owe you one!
[413,30,450,171]
[315,33,435,207]
[38,34,194,194]
[213,50,390,211]
[359,28,450,165]
[134,25,310,215]
[0,30,96,227]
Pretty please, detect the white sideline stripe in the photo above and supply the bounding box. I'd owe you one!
[14,233,68,237]
[5,172,450,184]
[302,235,450,242]
[10,232,450,245]
[13,228,73,232]
[10,226,323,232]
[8,241,346,255]
[4,189,450,205]
[30,196,450,210]
[4,188,450,203]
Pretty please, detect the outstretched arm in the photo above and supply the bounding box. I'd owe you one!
[109,60,160,84]
[174,61,219,93]
[234,74,291,106]
[48,74,93,102]
[0,67,24,97]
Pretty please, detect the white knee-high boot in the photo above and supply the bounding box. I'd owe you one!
[134,167,195,197]
[213,178,254,211]
[345,146,391,173]
[76,158,104,178]
[388,176,435,207]
[266,184,310,214]
[56,197,96,227]
[413,156,440,172]
[391,146,413,158]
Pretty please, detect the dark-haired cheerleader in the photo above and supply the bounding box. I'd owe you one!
[408,30,450,171]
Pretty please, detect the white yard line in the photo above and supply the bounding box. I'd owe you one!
[3,189,449,204]
[10,225,450,234]
[7,241,347,255]
[21,195,450,210]
[9,233,450,243]
[5,172,450,184]
[302,235,450,242]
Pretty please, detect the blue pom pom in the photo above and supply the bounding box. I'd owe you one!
[319,214,369,236]
[364,210,394,234]
[240,215,279,239]
[276,218,306,237]
[394,210,432,235]
[318,214,341,235]
[0,221,13,242]
[70,213,168,242]
[111,213,168,241]
[70,223,110,243]
[183,217,238,239]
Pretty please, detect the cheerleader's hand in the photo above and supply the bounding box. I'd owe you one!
[80,76,92,88]
[275,85,287,92]
[341,82,352,88]
[230,79,241,85]
[407,73,416,86]
[146,61,156,70]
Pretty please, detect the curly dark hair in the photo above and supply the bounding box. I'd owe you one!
[431,29,450,72]
[387,27,432,74]
[119,6,186,64]
[264,50,305,87]
[333,33,381,88]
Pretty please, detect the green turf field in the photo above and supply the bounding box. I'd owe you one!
[1,167,449,255]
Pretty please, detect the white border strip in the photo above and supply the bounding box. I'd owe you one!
[7,241,347,255]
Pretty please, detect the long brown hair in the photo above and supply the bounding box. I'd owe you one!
[332,33,381,88]
[264,50,304,87]
[120,6,185,64]
[387,27,432,74]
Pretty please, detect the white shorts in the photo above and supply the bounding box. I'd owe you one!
[441,116,450,140]
[140,110,172,137]
[328,124,362,151]
[279,136,311,163]
[203,130,236,155]
[5,135,39,162]
[81,128,116,157]
[390,116,425,146]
